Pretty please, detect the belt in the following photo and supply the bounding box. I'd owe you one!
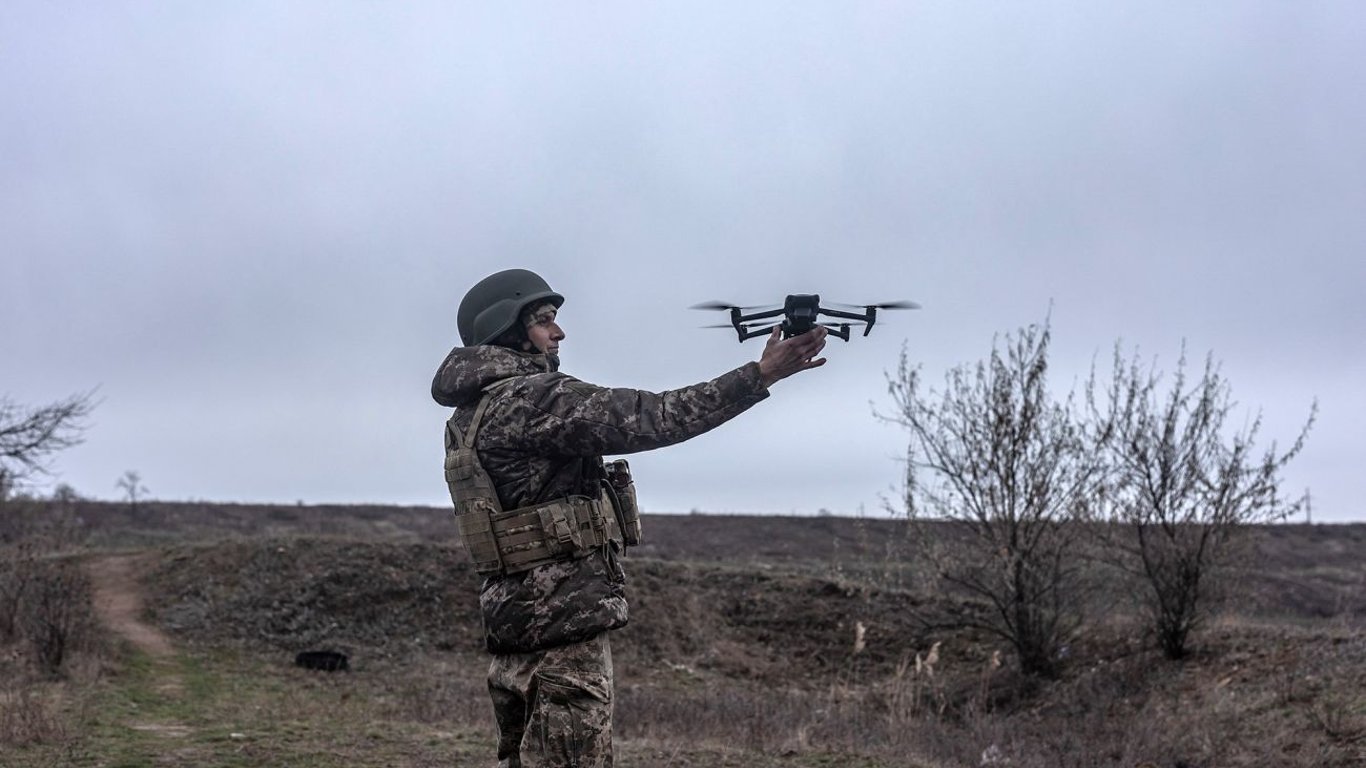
[489,492,623,574]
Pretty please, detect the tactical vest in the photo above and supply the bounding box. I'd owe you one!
[444,380,642,575]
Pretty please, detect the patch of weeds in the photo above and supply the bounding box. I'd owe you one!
[62,646,494,767]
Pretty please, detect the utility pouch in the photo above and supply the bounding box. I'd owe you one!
[456,498,504,574]
[445,442,504,574]
[444,381,516,575]
[537,504,584,556]
[604,459,642,546]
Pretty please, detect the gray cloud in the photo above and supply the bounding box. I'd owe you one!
[3,1,1361,519]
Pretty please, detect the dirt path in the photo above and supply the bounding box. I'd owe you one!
[87,553,175,658]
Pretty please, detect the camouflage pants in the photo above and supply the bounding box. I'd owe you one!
[488,632,614,768]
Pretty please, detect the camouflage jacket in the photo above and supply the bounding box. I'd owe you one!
[432,344,769,654]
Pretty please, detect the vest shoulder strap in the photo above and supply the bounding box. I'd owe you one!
[446,378,517,452]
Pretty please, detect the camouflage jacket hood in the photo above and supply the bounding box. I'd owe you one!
[431,345,555,409]
[432,343,770,654]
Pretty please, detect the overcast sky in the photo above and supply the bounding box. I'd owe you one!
[3,2,1362,521]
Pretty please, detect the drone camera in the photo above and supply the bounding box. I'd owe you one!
[781,294,821,337]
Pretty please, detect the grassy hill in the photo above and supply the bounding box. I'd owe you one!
[1,500,1363,766]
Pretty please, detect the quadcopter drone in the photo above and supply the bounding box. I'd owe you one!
[692,294,921,342]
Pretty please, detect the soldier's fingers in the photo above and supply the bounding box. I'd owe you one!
[785,334,826,364]
[795,336,825,356]
[765,327,782,350]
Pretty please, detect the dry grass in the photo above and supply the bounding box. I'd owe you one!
[0,639,105,762]
[0,504,1362,766]
[0,679,68,748]
[4,617,1362,767]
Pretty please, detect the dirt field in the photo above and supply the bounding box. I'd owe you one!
[2,501,1364,766]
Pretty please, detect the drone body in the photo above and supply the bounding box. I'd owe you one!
[693,294,920,342]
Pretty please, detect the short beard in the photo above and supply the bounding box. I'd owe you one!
[494,328,559,372]
[524,339,560,372]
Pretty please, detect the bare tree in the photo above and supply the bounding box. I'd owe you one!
[0,392,96,503]
[115,470,149,514]
[882,321,1110,677]
[1100,346,1315,659]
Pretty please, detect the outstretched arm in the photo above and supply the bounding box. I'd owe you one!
[486,327,830,457]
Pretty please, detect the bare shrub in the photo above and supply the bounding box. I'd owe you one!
[18,559,96,676]
[1,512,91,648]
[0,679,68,747]
[1099,347,1315,659]
[0,545,37,642]
[0,495,89,555]
[881,321,1109,677]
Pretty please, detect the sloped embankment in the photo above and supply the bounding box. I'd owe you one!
[146,538,942,683]
[149,539,483,656]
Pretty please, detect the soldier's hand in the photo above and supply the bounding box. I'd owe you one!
[758,326,828,387]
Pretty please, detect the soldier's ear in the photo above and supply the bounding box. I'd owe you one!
[492,325,529,350]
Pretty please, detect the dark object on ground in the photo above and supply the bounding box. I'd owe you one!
[295,650,349,671]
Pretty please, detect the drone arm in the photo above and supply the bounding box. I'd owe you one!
[817,307,869,322]
[821,325,851,342]
[863,308,877,336]
[736,307,785,323]
[738,325,778,341]
[731,307,785,342]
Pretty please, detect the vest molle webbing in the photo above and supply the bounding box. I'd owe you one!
[445,380,625,575]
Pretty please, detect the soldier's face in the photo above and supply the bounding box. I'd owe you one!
[524,307,565,357]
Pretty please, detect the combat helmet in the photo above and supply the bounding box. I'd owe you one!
[457,269,564,347]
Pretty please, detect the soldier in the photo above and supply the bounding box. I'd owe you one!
[432,268,827,767]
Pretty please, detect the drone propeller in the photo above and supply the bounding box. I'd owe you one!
[701,322,775,330]
[690,300,773,312]
[828,300,922,311]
